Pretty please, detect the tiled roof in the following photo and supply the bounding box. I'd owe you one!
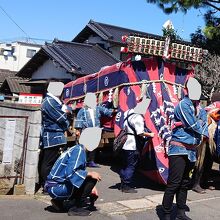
[73,20,192,46]
[73,20,164,45]
[17,39,120,78]
[0,69,17,85]
[0,77,31,94]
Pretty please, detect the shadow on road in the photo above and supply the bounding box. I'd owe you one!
[96,147,165,192]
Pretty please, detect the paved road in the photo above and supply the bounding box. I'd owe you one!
[1,190,220,220]
[0,153,220,220]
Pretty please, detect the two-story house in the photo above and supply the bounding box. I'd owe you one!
[0,41,41,72]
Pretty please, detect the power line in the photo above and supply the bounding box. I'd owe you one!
[0,4,35,43]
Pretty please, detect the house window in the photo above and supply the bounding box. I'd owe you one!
[26,49,36,58]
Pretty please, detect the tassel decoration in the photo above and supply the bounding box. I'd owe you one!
[140,83,147,100]
[98,92,103,104]
[113,87,119,108]
[108,89,113,102]
[145,84,150,99]
[177,86,182,99]
[173,85,177,95]
[71,101,76,110]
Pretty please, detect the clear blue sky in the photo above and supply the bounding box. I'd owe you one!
[0,0,205,43]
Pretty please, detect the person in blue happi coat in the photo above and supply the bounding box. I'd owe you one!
[75,92,116,167]
[39,81,70,187]
[45,127,102,216]
[162,78,208,220]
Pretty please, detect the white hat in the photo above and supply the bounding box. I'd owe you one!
[79,127,102,151]
[186,77,201,101]
[47,82,64,97]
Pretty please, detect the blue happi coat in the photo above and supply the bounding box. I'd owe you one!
[169,96,208,162]
[41,93,69,149]
[46,144,87,199]
[75,105,113,129]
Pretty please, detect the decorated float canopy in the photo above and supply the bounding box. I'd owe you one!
[121,33,208,64]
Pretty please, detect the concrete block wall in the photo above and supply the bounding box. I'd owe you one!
[0,102,41,195]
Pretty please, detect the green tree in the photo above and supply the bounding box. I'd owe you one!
[190,9,220,54]
[146,0,220,42]
[146,0,220,14]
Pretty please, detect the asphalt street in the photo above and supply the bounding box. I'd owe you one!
[0,151,220,220]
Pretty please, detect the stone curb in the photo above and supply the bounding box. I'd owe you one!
[96,194,163,215]
[5,191,219,216]
[96,193,220,216]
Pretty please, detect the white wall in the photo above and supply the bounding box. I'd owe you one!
[0,42,41,72]
[32,59,76,81]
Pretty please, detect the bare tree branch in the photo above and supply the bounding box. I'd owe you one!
[202,1,220,11]
[206,0,220,4]
[195,53,220,98]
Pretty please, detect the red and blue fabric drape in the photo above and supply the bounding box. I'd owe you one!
[63,57,193,184]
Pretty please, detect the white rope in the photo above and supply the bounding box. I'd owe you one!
[66,79,185,103]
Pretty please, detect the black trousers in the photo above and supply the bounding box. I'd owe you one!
[70,176,97,207]
[39,145,63,185]
[162,155,194,214]
[87,149,96,162]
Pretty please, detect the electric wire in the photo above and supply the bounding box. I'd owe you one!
[0,4,36,43]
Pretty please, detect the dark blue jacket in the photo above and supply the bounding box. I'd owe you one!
[41,94,69,148]
[75,105,113,129]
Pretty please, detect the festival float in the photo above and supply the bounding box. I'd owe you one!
[63,21,208,185]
